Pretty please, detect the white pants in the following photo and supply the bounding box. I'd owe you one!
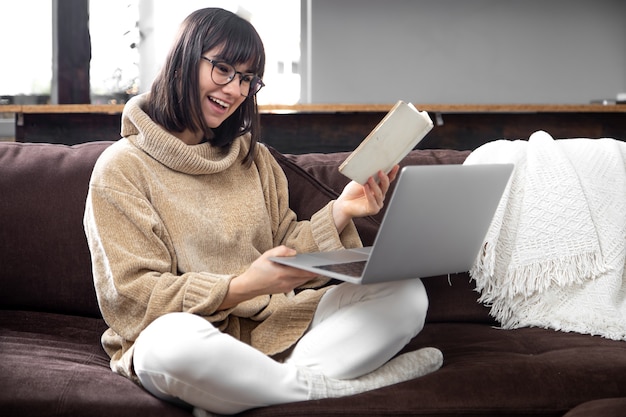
[133,278,428,415]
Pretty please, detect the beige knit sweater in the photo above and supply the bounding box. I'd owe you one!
[83,94,362,380]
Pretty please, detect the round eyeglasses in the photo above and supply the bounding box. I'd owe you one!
[202,57,264,98]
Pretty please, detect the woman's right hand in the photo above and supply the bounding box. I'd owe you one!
[217,246,318,310]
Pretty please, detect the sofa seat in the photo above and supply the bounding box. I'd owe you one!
[562,397,626,417]
[4,284,626,417]
[0,310,191,417]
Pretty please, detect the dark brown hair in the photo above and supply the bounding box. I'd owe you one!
[146,8,265,164]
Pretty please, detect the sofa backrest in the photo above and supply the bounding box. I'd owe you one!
[0,141,114,317]
[0,140,491,324]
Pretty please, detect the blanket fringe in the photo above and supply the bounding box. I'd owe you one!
[485,293,626,342]
[505,251,608,297]
[474,250,610,301]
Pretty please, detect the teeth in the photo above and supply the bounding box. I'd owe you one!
[210,97,229,108]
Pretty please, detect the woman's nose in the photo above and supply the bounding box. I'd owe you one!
[222,77,242,96]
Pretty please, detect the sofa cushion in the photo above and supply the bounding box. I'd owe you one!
[3,313,626,417]
[238,324,626,417]
[562,397,626,417]
[0,310,191,417]
[422,272,495,324]
[0,142,114,317]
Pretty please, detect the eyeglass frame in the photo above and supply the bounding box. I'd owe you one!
[201,56,265,97]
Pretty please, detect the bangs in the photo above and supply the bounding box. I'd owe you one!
[209,15,265,76]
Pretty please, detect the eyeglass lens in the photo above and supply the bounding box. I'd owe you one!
[210,60,263,97]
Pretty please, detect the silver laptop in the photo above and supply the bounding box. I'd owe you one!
[271,163,514,284]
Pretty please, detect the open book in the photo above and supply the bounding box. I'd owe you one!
[339,101,433,184]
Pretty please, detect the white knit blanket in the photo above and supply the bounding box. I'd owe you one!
[465,131,626,340]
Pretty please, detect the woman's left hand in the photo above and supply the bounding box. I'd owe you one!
[332,165,400,232]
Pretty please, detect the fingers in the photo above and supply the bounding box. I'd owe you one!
[367,169,392,205]
[265,246,317,279]
[336,165,400,220]
[364,165,400,211]
[387,164,400,182]
[237,247,318,297]
[365,178,385,208]
[378,165,400,191]
[265,245,297,258]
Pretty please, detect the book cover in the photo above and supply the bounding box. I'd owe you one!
[338,100,434,184]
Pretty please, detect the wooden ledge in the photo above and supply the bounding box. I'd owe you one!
[2,103,625,115]
[260,103,626,114]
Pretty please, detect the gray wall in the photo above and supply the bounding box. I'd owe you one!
[302,0,626,104]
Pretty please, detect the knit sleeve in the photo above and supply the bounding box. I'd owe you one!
[309,200,362,251]
[84,150,234,342]
[256,145,362,254]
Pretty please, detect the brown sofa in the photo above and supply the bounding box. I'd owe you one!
[1,140,626,417]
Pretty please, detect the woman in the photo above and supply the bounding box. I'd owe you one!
[84,8,442,415]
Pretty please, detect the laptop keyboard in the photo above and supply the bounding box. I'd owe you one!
[314,261,367,278]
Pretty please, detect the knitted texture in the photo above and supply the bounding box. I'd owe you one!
[466,131,626,340]
[304,347,443,400]
[84,94,362,379]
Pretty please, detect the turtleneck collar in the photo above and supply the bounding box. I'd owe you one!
[120,94,244,175]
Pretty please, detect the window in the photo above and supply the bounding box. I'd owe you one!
[0,1,301,105]
[89,0,301,104]
[89,1,140,104]
[0,1,52,102]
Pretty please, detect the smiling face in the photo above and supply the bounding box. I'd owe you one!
[199,49,251,129]
[148,8,266,148]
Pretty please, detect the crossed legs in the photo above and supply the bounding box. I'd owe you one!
[133,278,439,415]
